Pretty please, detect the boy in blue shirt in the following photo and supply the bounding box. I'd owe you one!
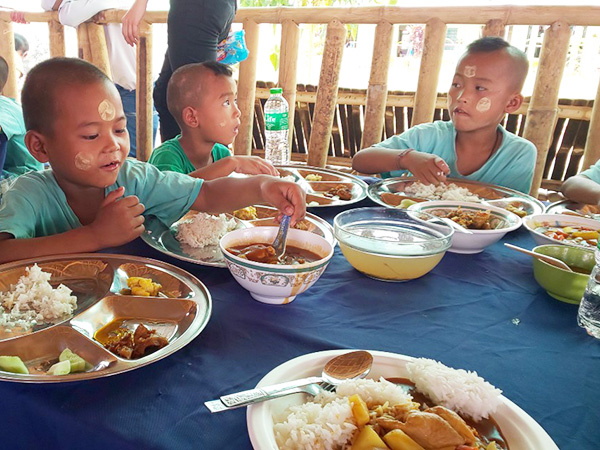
[0,58,305,264]
[561,161,600,206]
[352,37,536,194]
[149,61,278,179]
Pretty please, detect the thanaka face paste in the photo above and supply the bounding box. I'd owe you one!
[476,97,491,112]
[98,100,116,121]
[464,65,476,78]
[74,152,93,171]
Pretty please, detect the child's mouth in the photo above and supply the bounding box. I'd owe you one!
[453,107,468,116]
[101,160,121,171]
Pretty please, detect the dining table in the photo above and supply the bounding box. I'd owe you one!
[1,196,599,450]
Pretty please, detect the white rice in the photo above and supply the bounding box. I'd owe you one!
[405,181,481,202]
[406,358,502,421]
[0,264,78,330]
[176,212,237,248]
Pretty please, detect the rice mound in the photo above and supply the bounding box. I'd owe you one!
[176,212,237,248]
[405,181,481,202]
[406,357,502,421]
[0,264,78,330]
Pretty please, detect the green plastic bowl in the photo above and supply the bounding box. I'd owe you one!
[532,244,595,304]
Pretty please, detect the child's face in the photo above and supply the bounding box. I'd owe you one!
[448,50,522,133]
[42,81,129,189]
[195,74,241,146]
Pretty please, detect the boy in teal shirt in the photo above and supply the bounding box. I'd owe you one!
[561,160,600,206]
[0,58,305,264]
[149,61,278,179]
[352,37,536,194]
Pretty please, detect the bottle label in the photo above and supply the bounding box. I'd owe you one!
[265,112,289,131]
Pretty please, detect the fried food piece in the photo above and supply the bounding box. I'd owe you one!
[328,184,353,201]
[305,173,322,181]
[441,207,492,230]
[233,206,258,220]
[505,204,527,218]
[104,324,168,360]
[125,277,162,297]
[425,406,476,446]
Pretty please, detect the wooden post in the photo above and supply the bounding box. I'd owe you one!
[0,20,18,99]
[77,25,92,61]
[48,19,66,57]
[307,19,345,167]
[85,23,112,78]
[411,18,447,127]
[581,79,600,171]
[361,20,394,149]
[523,20,571,196]
[279,19,301,151]
[482,19,506,37]
[234,19,260,156]
[136,21,153,161]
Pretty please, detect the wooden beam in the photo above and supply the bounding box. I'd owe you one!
[48,19,66,58]
[581,79,600,172]
[77,24,92,61]
[0,19,17,99]
[279,19,301,152]
[85,23,112,78]
[307,19,346,167]
[482,18,506,37]
[136,21,153,161]
[361,21,394,149]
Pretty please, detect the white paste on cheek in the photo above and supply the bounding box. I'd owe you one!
[74,152,93,171]
[98,99,116,121]
[476,97,491,112]
[219,121,226,128]
[464,65,476,78]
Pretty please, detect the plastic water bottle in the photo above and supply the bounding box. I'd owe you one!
[578,242,600,338]
[264,88,289,165]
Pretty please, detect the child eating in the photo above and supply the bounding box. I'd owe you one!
[148,61,279,179]
[0,58,305,264]
[352,37,536,194]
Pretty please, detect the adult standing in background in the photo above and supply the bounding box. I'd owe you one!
[122,0,238,142]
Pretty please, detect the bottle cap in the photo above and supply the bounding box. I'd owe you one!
[270,88,283,94]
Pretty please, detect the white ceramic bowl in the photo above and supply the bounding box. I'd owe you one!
[219,227,334,304]
[408,200,522,254]
[523,214,600,249]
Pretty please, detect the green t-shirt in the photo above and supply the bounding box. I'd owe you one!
[0,159,203,239]
[148,136,232,174]
[0,96,44,177]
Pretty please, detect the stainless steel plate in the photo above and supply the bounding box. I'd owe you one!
[276,164,368,207]
[142,206,335,267]
[545,200,600,220]
[368,177,544,217]
[0,254,211,383]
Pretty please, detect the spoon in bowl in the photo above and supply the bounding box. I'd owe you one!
[272,214,291,261]
[204,350,374,412]
[504,243,572,271]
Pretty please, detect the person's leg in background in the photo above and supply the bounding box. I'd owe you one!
[153,0,237,142]
[117,84,159,158]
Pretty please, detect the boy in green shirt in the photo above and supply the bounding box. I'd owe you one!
[149,61,278,179]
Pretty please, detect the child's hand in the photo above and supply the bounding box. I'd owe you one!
[89,187,146,248]
[260,178,306,225]
[403,151,450,185]
[231,156,280,177]
[10,12,28,24]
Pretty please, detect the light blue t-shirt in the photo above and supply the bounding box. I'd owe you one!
[0,159,203,239]
[376,121,537,194]
[580,160,600,184]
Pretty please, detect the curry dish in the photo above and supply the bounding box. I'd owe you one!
[434,207,494,230]
[227,243,321,265]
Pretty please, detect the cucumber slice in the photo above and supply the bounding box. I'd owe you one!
[59,348,87,373]
[48,360,71,376]
[0,356,29,374]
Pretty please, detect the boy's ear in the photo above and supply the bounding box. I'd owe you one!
[24,130,50,163]
[505,93,523,114]
[182,106,199,128]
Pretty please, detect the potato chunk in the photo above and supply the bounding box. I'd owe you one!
[349,394,370,427]
[350,425,389,450]
[383,429,425,450]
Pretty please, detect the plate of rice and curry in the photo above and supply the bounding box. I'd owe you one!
[142,205,336,268]
[247,350,558,450]
[0,254,211,382]
[368,177,544,218]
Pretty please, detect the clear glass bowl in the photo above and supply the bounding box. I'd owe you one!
[333,207,453,282]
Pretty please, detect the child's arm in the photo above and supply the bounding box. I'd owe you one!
[188,156,279,180]
[0,188,145,264]
[192,176,306,224]
[560,175,600,205]
[352,147,449,184]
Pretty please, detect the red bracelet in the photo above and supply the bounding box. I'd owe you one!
[397,149,415,169]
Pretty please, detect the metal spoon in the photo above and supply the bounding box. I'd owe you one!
[504,243,572,271]
[271,214,291,260]
[204,350,373,412]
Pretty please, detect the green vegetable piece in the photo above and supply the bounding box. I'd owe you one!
[399,199,417,209]
[59,348,87,373]
[0,356,29,374]
[48,360,71,376]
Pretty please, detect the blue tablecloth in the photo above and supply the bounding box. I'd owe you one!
[2,198,599,450]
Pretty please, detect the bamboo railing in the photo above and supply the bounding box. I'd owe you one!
[1,5,600,197]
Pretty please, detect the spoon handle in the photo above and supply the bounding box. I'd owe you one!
[205,376,322,412]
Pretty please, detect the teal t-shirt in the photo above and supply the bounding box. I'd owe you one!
[0,96,44,177]
[376,121,537,194]
[580,160,600,184]
[148,135,231,174]
[0,159,203,239]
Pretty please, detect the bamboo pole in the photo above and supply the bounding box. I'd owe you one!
[85,23,112,78]
[0,20,17,99]
[48,19,66,57]
[279,19,301,151]
[77,25,92,61]
[482,19,506,37]
[136,21,153,161]
[307,19,346,167]
[523,20,571,197]
[234,19,260,156]
[581,79,600,171]
[411,18,446,127]
[361,21,394,149]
